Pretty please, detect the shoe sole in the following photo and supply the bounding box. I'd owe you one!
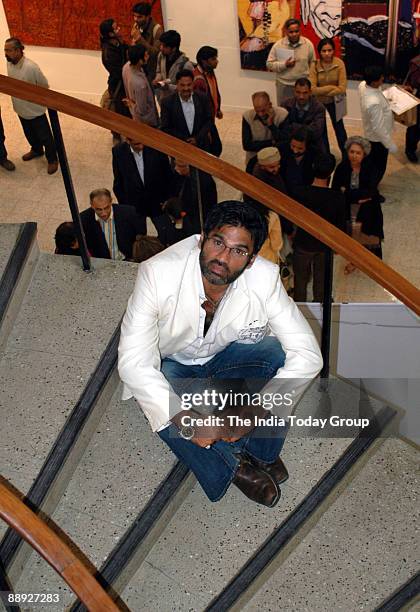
[265,471,281,508]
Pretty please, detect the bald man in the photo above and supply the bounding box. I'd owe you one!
[242,91,288,165]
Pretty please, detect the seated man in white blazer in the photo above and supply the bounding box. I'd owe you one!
[118,201,322,507]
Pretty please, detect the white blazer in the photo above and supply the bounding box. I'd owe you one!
[118,236,323,431]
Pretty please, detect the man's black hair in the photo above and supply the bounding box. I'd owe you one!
[364,65,384,85]
[196,46,218,66]
[313,153,336,179]
[290,125,310,143]
[54,222,78,255]
[295,77,311,89]
[5,37,24,50]
[203,201,268,254]
[284,18,300,29]
[128,44,147,64]
[132,2,152,15]
[160,30,181,50]
[176,68,194,82]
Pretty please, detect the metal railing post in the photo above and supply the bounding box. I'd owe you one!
[47,109,91,271]
[191,167,204,231]
[320,247,334,379]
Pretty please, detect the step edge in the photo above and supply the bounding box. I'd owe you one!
[0,326,121,585]
[0,223,39,353]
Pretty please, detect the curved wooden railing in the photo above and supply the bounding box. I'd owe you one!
[0,478,120,611]
[0,75,419,315]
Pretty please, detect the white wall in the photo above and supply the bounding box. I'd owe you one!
[301,303,420,442]
[1,0,363,118]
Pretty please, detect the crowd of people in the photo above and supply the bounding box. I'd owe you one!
[1,5,419,303]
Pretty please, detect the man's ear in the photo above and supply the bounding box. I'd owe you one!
[246,254,257,269]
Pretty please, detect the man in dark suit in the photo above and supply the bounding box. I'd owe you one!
[112,137,172,222]
[160,68,214,152]
[279,126,315,199]
[169,158,217,232]
[80,188,146,260]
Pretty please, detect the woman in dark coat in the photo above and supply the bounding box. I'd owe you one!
[332,135,384,274]
[99,19,131,125]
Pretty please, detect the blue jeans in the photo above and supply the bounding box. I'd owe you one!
[158,337,288,502]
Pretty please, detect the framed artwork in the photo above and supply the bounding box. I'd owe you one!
[238,0,418,80]
[3,0,163,51]
[340,0,419,80]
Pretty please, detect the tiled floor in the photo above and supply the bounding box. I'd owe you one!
[0,93,419,303]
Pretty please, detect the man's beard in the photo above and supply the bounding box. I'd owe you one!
[199,250,248,286]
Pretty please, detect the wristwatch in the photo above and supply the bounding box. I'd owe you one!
[179,425,195,440]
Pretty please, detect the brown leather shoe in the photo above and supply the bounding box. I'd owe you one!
[22,149,43,161]
[47,162,59,175]
[233,458,280,507]
[0,158,16,171]
[247,455,289,485]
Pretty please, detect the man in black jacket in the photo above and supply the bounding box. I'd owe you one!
[160,69,214,152]
[293,154,346,302]
[168,158,217,232]
[279,126,315,198]
[112,137,172,223]
[80,188,146,260]
[282,78,329,153]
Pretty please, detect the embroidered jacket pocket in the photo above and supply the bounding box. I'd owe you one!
[237,322,268,344]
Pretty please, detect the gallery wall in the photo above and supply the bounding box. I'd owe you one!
[1,0,364,116]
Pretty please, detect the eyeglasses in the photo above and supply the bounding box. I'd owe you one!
[206,236,250,259]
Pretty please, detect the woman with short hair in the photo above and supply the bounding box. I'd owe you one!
[332,135,384,274]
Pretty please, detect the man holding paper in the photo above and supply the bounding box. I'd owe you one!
[358,65,397,183]
[266,18,315,106]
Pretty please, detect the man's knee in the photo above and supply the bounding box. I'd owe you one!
[227,336,286,371]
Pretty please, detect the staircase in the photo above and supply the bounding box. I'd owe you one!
[0,223,418,612]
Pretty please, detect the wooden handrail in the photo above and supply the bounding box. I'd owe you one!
[0,75,419,315]
[0,478,120,611]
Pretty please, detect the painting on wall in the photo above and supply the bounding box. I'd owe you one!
[238,0,418,80]
[238,0,342,70]
[340,0,419,80]
[2,0,163,51]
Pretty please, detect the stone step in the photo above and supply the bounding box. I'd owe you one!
[0,224,21,280]
[114,378,396,611]
[0,254,139,565]
[13,390,178,611]
[242,437,419,612]
[0,223,39,353]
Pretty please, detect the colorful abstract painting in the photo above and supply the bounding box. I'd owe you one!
[3,0,163,50]
[340,0,418,80]
[238,0,418,80]
[238,0,343,70]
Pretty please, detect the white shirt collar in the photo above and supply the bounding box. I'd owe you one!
[130,147,143,157]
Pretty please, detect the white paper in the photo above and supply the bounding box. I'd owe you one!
[383,85,420,115]
[334,94,347,121]
[275,48,295,62]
